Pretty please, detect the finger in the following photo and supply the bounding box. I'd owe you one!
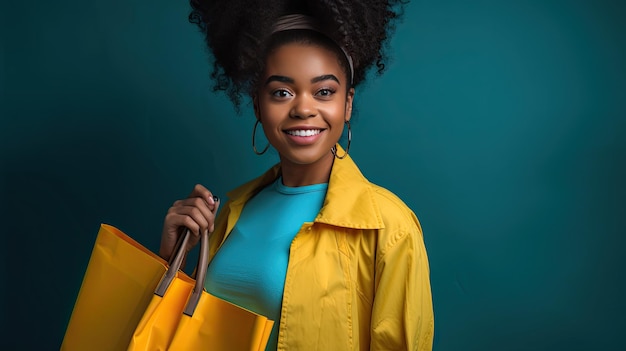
[165,207,211,236]
[164,213,201,238]
[173,194,218,212]
[175,197,215,223]
[188,184,217,207]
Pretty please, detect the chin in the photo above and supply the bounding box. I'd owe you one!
[281,149,333,165]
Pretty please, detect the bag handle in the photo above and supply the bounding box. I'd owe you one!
[153,228,210,316]
[167,228,190,267]
[184,229,209,316]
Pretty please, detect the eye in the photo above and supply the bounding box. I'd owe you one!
[316,88,336,97]
[271,89,292,98]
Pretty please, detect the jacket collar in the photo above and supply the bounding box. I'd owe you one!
[225,146,385,230]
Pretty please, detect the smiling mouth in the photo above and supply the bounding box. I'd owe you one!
[285,129,324,137]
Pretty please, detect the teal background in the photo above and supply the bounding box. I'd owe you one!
[1,0,625,350]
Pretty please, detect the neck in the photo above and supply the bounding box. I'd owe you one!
[279,152,334,187]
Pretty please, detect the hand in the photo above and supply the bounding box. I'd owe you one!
[159,184,220,261]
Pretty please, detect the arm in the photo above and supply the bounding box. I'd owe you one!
[370,225,434,351]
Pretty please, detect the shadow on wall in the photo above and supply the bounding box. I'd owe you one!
[2,115,182,349]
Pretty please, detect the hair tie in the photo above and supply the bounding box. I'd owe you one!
[270,14,354,85]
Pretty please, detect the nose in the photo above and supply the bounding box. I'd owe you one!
[289,94,317,119]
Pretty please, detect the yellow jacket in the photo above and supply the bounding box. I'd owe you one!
[209,151,434,350]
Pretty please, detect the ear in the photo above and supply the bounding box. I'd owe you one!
[253,95,261,121]
[345,88,355,122]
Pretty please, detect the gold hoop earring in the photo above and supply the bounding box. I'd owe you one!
[252,119,269,155]
[331,120,351,159]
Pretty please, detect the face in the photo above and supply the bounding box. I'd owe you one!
[254,43,354,170]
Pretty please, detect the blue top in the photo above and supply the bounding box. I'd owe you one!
[205,177,328,351]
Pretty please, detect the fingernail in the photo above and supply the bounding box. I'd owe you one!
[213,195,219,202]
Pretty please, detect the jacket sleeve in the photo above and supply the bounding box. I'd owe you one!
[370,221,434,351]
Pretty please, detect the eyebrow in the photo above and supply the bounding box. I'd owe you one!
[311,74,340,84]
[265,75,294,85]
[264,74,340,85]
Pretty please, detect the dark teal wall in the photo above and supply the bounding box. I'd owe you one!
[2,1,624,350]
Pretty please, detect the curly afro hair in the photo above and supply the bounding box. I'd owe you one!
[189,0,409,108]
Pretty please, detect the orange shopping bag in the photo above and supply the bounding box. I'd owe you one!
[61,224,169,351]
[62,224,273,351]
[128,229,274,351]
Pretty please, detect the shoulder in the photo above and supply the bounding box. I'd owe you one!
[369,182,422,233]
[365,181,425,257]
[328,155,423,237]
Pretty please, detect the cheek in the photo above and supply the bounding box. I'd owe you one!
[258,104,282,125]
[258,109,287,144]
[323,104,348,124]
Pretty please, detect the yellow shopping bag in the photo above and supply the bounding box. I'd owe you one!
[168,292,274,351]
[62,224,274,351]
[127,229,274,351]
[61,224,169,351]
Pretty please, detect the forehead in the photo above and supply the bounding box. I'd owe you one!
[263,43,347,83]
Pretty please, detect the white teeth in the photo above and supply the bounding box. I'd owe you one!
[287,129,321,137]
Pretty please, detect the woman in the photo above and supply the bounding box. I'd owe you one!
[159,1,434,350]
